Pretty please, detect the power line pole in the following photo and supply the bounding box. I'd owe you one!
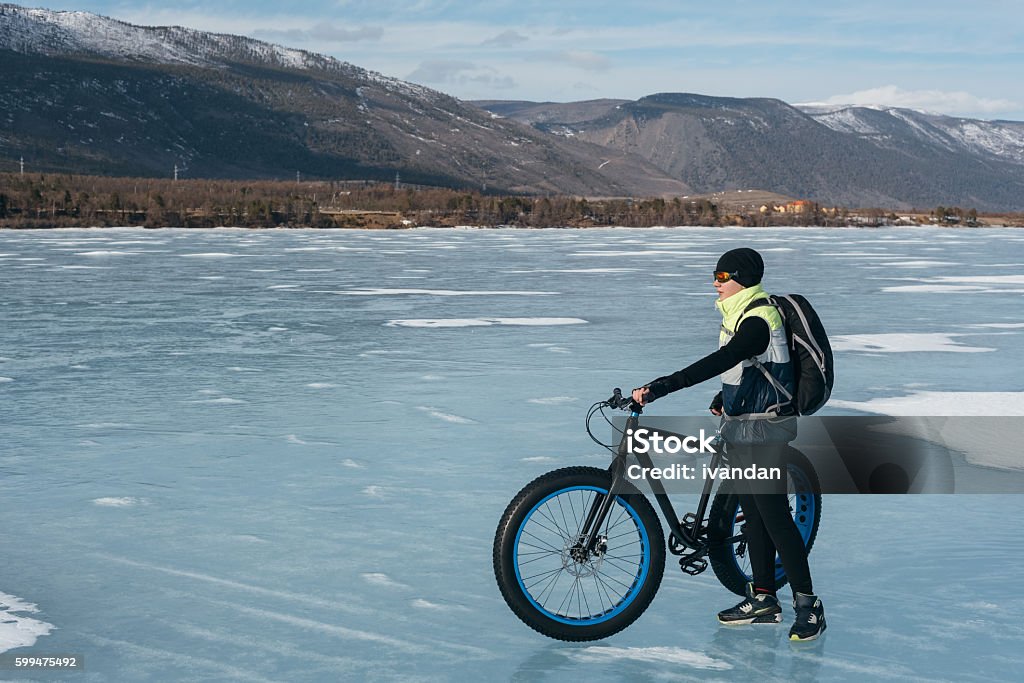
[394,171,400,191]
[296,170,301,184]
[174,164,179,181]
[20,156,24,175]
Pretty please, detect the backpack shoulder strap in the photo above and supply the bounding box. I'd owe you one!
[722,296,775,337]
[743,296,773,315]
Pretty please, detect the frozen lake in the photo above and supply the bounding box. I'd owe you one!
[2,226,1023,681]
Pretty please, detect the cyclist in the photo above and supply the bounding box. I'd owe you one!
[632,247,826,642]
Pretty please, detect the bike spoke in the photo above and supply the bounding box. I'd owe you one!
[591,572,609,614]
[594,567,636,593]
[522,564,566,583]
[593,571,619,610]
[526,514,572,544]
[571,490,587,539]
[601,552,641,563]
[519,531,562,553]
[535,505,572,542]
[554,495,572,544]
[516,552,559,567]
[579,573,593,617]
[535,566,565,604]
[602,505,630,535]
[599,555,643,578]
[555,575,577,616]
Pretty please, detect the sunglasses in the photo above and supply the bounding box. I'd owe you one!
[713,271,738,283]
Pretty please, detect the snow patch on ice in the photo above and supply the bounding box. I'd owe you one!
[884,260,958,267]
[504,267,637,274]
[884,274,1024,293]
[189,397,247,404]
[0,377,13,383]
[410,598,469,612]
[832,333,994,353]
[306,382,337,389]
[334,288,557,296]
[571,250,716,257]
[93,496,147,507]
[362,573,410,589]
[0,593,54,654]
[565,646,732,670]
[416,406,476,424]
[882,284,1004,293]
[830,392,1024,416]
[528,396,578,405]
[386,317,587,328]
[342,459,364,469]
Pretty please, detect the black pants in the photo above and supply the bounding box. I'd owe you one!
[731,445,813,596]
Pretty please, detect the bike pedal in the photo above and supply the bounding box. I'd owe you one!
[679,513,707,537]
[678,556,708,576]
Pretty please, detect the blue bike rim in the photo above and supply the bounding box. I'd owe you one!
[513,485,652,626]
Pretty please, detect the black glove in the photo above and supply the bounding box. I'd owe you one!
[709,391,723,413]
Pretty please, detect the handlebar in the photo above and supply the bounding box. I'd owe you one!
[605,387,650,412]
[587,387,647,452]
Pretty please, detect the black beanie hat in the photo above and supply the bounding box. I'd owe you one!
[716,248,764,287]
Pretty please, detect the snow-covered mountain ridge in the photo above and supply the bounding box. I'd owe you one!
[797,104,1024,165]
[0,4,436,101]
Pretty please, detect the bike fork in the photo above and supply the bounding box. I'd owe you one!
[578,468,622,553]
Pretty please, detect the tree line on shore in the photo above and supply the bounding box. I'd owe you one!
[0,173,1013,229]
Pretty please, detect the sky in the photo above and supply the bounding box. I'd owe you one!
[29,0,1024,121]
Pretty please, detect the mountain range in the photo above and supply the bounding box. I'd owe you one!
[0,4,686,197]
[475,96,1024,211]
[3,4,1024,210]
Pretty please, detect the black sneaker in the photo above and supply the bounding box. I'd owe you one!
[789,592,826,641]
[717,583,782,625]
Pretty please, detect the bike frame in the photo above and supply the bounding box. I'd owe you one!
[580,403,729,569]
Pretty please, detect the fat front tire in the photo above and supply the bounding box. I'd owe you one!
[493,466,665,641]
[707,454,822,596]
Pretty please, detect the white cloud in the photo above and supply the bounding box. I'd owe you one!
[482,30,528,47]
[564,50,611,72]
[523,50,612,72]
[255,23,384,44]
[815,85,1021,116]
[406,60,517,89]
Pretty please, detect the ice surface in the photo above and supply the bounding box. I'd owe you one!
[2,227,1023,680]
